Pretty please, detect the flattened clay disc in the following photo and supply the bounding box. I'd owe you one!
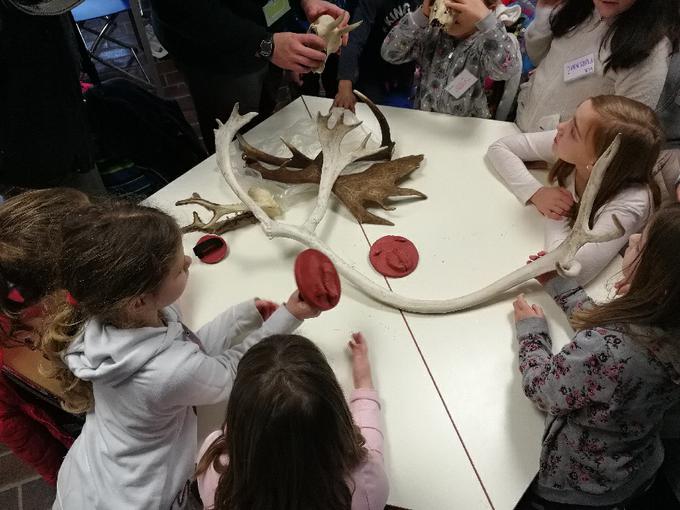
[194,235,228,264]
[369,235,419,278]
[294,249,341,310]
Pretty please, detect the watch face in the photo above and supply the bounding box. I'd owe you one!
[260,39,273,57]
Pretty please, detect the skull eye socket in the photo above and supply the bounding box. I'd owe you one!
[310,26,319,35]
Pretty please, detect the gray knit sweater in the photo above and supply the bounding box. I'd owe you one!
[516,277,680,506]
[380,8,520,118]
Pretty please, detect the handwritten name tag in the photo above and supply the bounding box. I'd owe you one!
[263,0,290,27]
[563,53,595,83]
[445,69,478,99]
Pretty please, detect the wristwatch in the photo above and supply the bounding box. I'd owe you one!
[256,34,275,60]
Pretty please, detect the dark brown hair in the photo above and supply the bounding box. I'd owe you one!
[0,188,90,343]
[549,0,678,73]
[196,334,367,510]
[572,204,680,335]
[41,201,182,412]
[548,95,662,228]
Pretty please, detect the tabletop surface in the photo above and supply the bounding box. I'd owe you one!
[147,96,621,510]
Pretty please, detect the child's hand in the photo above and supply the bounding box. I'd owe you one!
[334,80,357,112]
[513,294,544,322]
[348,332,373,389]
[285,291,322,320]
[526,251,557,285]
[255,299,279,320]
[445,0,491,23]
[529,186,574,220]
[613,278,631,296]
[422,0,433,18]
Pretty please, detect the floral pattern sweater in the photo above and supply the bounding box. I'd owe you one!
[515,277,680,506]
[380,8,520,118]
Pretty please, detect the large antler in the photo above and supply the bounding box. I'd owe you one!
[215,105,624,314]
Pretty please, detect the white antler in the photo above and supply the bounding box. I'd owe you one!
[215,105,623,314]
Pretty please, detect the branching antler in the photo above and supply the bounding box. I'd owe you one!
[215,105,624,314]
[176,188,280,235]
[237,92,416,226]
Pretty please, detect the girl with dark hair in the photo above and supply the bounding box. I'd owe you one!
[0,188,90,485]
[45,201,321,510]
[515,0,676,132]
[195,332,388,510]
[512,203,680,509]
[487,95,662,284]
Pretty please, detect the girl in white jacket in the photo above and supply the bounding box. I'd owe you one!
[487,95,661,285]
[43,201,321,510]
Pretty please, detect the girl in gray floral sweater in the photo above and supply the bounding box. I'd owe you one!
[513,204,680,509]
[380,0,521,118]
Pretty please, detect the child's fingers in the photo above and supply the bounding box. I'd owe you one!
[531,304,544,316]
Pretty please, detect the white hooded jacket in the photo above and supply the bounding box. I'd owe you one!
[53,301,301,510]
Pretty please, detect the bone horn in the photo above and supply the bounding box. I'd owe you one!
[327,13,345,30]
[339,20,363,35]
[353,89,395,161]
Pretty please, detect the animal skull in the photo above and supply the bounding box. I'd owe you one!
[429,0,456,29]
[308,14,362,73]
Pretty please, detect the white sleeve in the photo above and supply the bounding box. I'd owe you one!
[486,130,557,204]
[547,187,652,286]
[614,38,671,110]
[196,300,262,356]
[160,306,302,406]
[524,6,554,65]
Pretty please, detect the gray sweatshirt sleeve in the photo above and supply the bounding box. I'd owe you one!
[380,7,429,65]
[337,0,379,82]
[160,306,302,406]
[474,13,522,81]
[524,6,554,65]
[196,299,263,357]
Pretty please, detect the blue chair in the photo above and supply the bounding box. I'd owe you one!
[72,0,161,92]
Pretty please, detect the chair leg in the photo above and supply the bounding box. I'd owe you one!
[128,0,163,95]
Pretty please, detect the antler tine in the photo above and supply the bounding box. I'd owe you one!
[175,192,257,234]
[279,138,316,168]
[215,106,276,231]
[353,89,395,161]
[237,134,291,167]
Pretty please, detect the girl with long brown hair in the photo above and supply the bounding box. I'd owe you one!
[195,333,388,510]
[46,201,321,510]
[487,94,662,285]
[512,204,680,509]
[0,188,90,485]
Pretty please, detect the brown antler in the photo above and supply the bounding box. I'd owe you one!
[175,193,257,234]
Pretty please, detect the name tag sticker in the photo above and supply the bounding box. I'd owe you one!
[445,68,478,99]
[263,0,290,27]
[564,53,595,83]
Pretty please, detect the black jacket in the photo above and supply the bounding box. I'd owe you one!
[150,0,296,74]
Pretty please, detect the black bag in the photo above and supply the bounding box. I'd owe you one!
[85,78,206,186]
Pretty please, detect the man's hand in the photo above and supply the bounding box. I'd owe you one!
[300,0,350,46]
[271,32,326,73]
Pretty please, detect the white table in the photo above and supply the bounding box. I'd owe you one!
[147,96,620,510]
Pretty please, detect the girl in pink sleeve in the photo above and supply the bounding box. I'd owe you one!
[195,332,388,510]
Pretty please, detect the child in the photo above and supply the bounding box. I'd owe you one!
[515,0,676,132]
[512,204,680,509]
[487,95,661,285]
[380,0,521,118]
[334,0,423,111]
[0,188,91,485]
[195,332,387,510]
[45,201,321,510]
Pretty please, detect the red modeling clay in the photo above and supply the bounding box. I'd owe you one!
[194,235,228,264]
[369,235,419,278]
[294,249,341,310]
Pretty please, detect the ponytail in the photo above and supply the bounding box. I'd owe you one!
[40,292,93,413]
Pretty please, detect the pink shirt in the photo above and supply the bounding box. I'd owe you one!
[196,388,388,510]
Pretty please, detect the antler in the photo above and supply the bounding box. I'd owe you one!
[175,188,281,234]
[215,105,624,314]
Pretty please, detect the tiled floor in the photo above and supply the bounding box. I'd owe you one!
[0,443,55,510]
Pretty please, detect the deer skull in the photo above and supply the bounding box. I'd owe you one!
[429,0,456,29]
[308,14,362,73]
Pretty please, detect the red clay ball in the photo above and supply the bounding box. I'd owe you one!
[369,235,419,278]
[294,249,341,310]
